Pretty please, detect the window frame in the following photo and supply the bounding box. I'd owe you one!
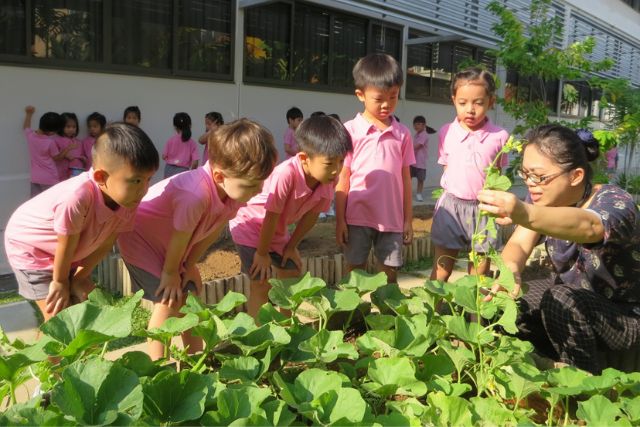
[0,0,236,83]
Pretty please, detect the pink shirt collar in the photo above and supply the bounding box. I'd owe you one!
[448,117,499,144]
[353,113,405,141]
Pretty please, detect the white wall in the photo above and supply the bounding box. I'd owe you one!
[0,65,507,274]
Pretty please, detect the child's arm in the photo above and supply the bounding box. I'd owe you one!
[251,210,280,281]
[48,233,81,315]
[190,160,199,169]
[70,232,118,302]
[335,166,351,246]
[180,223,227,295]
[281,210,319,271]
[402,166,413,244]
[52,142,76,161]
[23,106,35,129]
[157,230,193,307]
[198,131,209,145]
[283,144,297,157]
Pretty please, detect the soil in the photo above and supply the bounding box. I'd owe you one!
[197,205,434,281]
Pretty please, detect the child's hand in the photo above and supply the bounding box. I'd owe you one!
[156,271,183,307]
[181,265,203,296]
[403,220,413,245]
[25,105,35,114]
[70,276,95,304]
[281,245,302,273]
[46,280,70,315]
[250,252,272,281]
[336,221,349,247]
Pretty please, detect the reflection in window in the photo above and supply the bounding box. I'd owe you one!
[177,0,232,75]
[0,0,26,56]
[331,13,366,89]
[293,4,329,85]
[406,33,434,99]
[32,0,102,61]
[371,24,401,60]
[245,2,291,81]
[505,70,559,113]
[112,0,172,69]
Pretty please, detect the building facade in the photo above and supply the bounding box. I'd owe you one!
[0,0,639,273]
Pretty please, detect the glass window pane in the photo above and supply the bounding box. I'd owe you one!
[177,0,232,75]
[452,43,474,71]
[0,0,26,55]
[292,4,329,85]
[32,0,102,61]
[245,2,291,81]
[112,0,171,69]
[561,81,580,116]
[432,42,453,100]
[331,13,366,89]
[406,30,433,99]
[477,49,495,73]
[371,23,400,61]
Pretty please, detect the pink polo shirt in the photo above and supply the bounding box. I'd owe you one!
[343,113,415,232]
[606,147,618,169]
[24,128,60,186]
[229,156,333,254]
[4,171,136,271]
[283,127,298,159]
[118,163,243,277]
[82,136,95,170]
[53,136,74,180]
[413,130,429,170]
[162,134,199,168]
[437,117,509,200]
[58,136,85,170]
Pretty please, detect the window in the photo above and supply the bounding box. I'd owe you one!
[504,70,559,113]
[0,0,26,56]
[561,81,598,118]
[244,1,401,91]
[33,0,102,62]
[406,29,494,102]
[0,0,234,80]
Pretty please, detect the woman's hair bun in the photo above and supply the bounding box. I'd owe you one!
[575,128,600,162]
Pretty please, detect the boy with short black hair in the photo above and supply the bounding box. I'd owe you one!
[335,53,415,284]
[283,106,303,159]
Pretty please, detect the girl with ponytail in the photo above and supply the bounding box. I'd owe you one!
[162,112,199,178]
[478,124,640,373]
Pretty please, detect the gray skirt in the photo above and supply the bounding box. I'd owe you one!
[430,191,497,252]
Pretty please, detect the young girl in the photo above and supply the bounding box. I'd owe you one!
[411,115,429,202]
[123,106,141,127]
[56,113,86,178]
[198,112,223,165]
[162,112,199,178]
[118,119,277,360]
[82,112,107,170]
[430,67,510,282]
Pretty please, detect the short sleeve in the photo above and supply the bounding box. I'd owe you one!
[53,185,91,235]
[437,125,449,166]
[264,170,294,214]
[162,137,171,158]
[48,139,60,157]
[190,140,198,163]
[402,131,416,167]
[171,185,208,232]
[587,190,637,247]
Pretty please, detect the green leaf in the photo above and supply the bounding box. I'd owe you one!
[313,388,367,425]
[438,340,475,373]
[319,288,361,315]
[621,396,640,422]
[191,314,228,350]
[292,368,346,403]
[298,329,358,363]
[494,363,543,402]
[142,370,211,424]
[365,357,427,397]
[416,353,455,381]
[470,396,517,426]
[356,330,396,357]
[425,377,472,397]
[546,366,589,395]
[452,275,479,313]
[386,397,426,418]
[431,188,444,200]
[231,322,291,356]
[423,280,454,300]
[424,391,472,426]
[485,169,512,191]
[0,401,75,426]
[338,269,388,294]
[268,273,326,309]
[51,357,143,425]
[118,351,164,378]
[576,395,624,426]
[376,412,422,426]
[281,323,316,362]
[261,399,297,426]
[212,292,248,316]
[257,303,289,325]
[394,314,443,356]
[201,384,271,425]
[370,283,406,314]
[220,356,262,383]
[143,313,200,345]
[365,314,396,330]
[442,315,494,345]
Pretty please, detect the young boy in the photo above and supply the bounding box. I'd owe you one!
[123,106,141,127]
[411,115,429,202]
[230,115,352,318]
[335,53,415,284]
[118,119,278,359]
[5,123,159,321]
[82,112,107,170]
[22,106,73,197]
[283,106,303,159]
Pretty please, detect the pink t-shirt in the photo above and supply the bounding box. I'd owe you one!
[118,164,243,277]
[24,128,59,186]
[82,136,95,170]
[343,113,415,232]
[53,136,74,180]
[413,130,429,170]
[283,127,298,160]
[229,156,333,254]
[437,117,509,200]
[4,171,136,271]
[201,142,209,165]
[162,134,199,168]
[606,147,618,169]
[57,136,85,170]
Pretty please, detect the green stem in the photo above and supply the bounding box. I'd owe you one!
[100,342,109,358]
[9,382,16,405]
[563,395,569,426]
[191,342,213,373]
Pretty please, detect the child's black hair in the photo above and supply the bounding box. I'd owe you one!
[39,112,63,134]
[58,112,79,137]
[205,112,224,125]
[295,115,352,159]
[310,111,325,117]
[286,107,303,122]
[352,53,403,90]
[94,122,159,172]
[328,113,341,122]
[413,115,426,124]
[123,106,141,122]
[173,112,192,141]
[87,112,107,129]
[450,67,497,97]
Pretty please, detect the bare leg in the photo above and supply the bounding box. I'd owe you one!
[147,301,201,361]
[247,279,270,319]
[430,245,459,282]
[417,179,424,195]
[468,255,491,277]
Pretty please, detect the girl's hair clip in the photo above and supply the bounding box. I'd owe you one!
[575,128,596,144]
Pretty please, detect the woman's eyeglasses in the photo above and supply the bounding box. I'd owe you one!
[517,169,567,185]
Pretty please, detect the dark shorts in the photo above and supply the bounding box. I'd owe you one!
[14,268,75,300]
[344,225,403,267]
[431,192,497,252]
[163,164,189,179]
[410,166,426,181]
[235,244,298,278]
[125,263,197,303]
